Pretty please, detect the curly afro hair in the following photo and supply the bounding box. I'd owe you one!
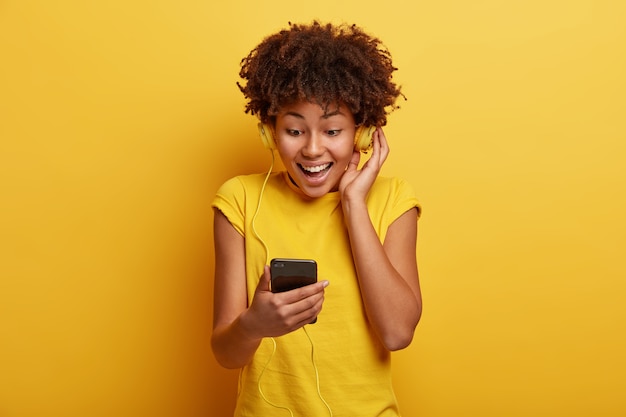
[237,21,403,127]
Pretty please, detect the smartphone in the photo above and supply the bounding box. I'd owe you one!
[270,258,318,324]
[270,258,317,293]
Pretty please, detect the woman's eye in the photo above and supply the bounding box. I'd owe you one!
[327,129,341,137]
[287,129,302,136]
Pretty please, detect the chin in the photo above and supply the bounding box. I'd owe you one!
[298,177,341,198]
[297,186,330,199]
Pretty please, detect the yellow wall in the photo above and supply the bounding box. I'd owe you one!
[1,1,625,416]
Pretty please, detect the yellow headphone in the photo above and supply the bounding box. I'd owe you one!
[258,123,376,152]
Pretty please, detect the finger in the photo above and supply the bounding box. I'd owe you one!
[370,129,381,162]
[289,288,326,325]
[376,127,389,152]
[345,150,360,172]
[365,128,387,168]
[278,280,329,304]
[375,127,390,166]
[258,265,272,293]
[292,297,325,327]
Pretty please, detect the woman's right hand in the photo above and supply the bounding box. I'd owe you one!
[240,266,329,339]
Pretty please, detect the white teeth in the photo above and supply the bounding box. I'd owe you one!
[301,163,330,173]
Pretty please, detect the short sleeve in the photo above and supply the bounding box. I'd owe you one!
[365,177,421,243]
[393,177,422,221]
[211,177,246,236]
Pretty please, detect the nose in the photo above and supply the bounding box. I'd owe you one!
[302,132,324,157]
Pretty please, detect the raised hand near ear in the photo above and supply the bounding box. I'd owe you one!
[339,127,389,203]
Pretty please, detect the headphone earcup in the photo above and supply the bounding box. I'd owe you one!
[354,125,376,151]
[258,123,276,150]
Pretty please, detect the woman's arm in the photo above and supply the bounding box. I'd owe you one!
[339,129,422,351]
[211,209,329,368]
[211,209,261,368]
[344,206,421,351]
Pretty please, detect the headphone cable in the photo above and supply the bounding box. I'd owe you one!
[251,150,275,267]
[252,148,332,416]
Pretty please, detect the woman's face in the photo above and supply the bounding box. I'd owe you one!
[274,101,356,199]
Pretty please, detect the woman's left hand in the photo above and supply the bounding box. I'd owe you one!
[339,127,389,203]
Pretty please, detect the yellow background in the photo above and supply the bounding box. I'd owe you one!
[1,1,625,416]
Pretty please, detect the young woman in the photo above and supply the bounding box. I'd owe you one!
[212,21,422,416]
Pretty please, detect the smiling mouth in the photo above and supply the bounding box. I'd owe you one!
[298,163,332,177]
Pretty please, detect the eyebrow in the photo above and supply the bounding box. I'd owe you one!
[322,109,343,119]
[283,109,345,120]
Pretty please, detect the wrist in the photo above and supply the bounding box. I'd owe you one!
[237,309,263,342]
[341,196,368,216]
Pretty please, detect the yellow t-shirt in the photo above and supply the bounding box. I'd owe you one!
[212,172,421,417]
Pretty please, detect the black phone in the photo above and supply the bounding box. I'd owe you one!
[270,258,317,293]
[270,258,318,324]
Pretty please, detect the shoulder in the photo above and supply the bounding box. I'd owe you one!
[211,173,280,235]
[217,173,270,191]
[214,173,277,198]
[370,176,417,199]
[369,176,422,218]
